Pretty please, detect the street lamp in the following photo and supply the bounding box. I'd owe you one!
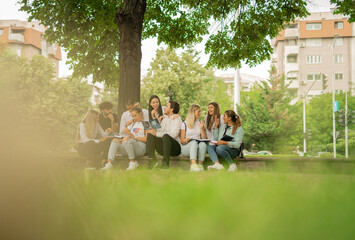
[331,33,338,158]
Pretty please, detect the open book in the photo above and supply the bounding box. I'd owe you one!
[188,138,211,143]
[142,119,161,130]
[210,135,234,144]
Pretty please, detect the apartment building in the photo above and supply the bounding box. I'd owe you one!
[0,20,61,77]
[271,11,355,100]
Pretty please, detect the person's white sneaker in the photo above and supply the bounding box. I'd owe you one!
[101,162,114,171]
[207,162,224,170]
[126,161,139,171]
[228,163,238,172]
[190,163,201,172]
[198,164,204,171]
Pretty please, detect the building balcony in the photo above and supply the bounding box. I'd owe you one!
[47,44,57,55]
[285,46,299,55]
[8,33,24,43]
[284,28,298,39]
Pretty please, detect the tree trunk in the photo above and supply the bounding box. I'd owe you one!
[115,0,146,124]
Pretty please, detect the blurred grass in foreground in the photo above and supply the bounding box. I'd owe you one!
[2,161,355,240]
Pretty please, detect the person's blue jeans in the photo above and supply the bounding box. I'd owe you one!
[208,144,239,164]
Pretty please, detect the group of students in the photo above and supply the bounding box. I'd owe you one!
[75,95,244,172]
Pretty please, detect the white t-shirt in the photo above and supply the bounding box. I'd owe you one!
[181,120,201,140]
[127,121,146,138]
[120,109,149,133]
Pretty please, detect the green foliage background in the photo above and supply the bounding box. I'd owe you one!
[141,48,230,119]
[0,49,92,151]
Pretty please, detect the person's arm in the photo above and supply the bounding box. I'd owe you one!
[79,123,96,143]
[98,123,110,137]
[200,121,207,139]
[167,118,182,139]
[119,112,126,133]
[228,127,244,149]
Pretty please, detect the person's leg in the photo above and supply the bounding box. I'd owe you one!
[207,144,224,170]
[207,144,219,163]
[161,134,181,166]
[181,142,191,159]
[216,145,239,165]
[100,138,112,160]
[122,138,142,170]
[197,142,207,165]
[107,139,120,163]
[131,140,146,158]
[146,133,157,158]
[188,140,198,164]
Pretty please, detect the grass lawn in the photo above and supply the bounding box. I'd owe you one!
[4,164,354,240]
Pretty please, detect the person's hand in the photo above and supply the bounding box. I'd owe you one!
[99,136,110,142]
[199,121,205,129]
[216,140,228,145]
[126,120,133,127]
[123,127,130,134]
[107,113,114,122]
[112,138,122,143]
[148,129,157,136]
[173,114,180,120]
[214,116,220,129]
[158,115,164,123]
[151,109,157,119]
[106,128,113,134]
[185,138,190,144]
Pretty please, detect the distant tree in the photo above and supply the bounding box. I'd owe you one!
[306,93,355,154]
[20,0,309,121]
[141,48,227,118]
[331,0,355,22]
[237,70,298,152]
[0,51,92,151]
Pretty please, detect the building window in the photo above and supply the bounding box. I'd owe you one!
[289,39,297,46]
[335,38,343,46]
[287,54,298,63]
[334,54,343,64]
[0,29,3,36]
[307,73,321,81]
[334,21,343,29]
[306,55,322,64]
[306,38,322,47]
[306,22,321,30]
[335,73,343,81]
[287,72,298,81]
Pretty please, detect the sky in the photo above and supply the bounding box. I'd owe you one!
[0,0,333,79]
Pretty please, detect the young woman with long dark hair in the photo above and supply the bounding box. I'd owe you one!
[204,102,224,140]
[207,110,244,172]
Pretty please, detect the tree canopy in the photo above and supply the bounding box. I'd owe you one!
[20,0,309,85]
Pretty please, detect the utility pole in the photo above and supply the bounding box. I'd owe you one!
[345,91,348,158]
[234,68,240,113]
[332,34,338,158]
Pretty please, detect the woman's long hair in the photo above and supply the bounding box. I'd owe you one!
[224,110,242,134]
[74,109,99,149]
[186,104,200,129]
[148,95,163,120]
[206,102,221,130]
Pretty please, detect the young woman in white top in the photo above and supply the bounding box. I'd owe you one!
[102,103,148,171]
[180,104,207,172]
[204,102,224,140]
[75,109,113,163]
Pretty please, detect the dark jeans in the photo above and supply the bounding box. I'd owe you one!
[207,144,240,164]
[146,133,181,165]
[77,139,111,161]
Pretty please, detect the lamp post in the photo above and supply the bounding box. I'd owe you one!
[234,68,240,113]
[332,34,338,158]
